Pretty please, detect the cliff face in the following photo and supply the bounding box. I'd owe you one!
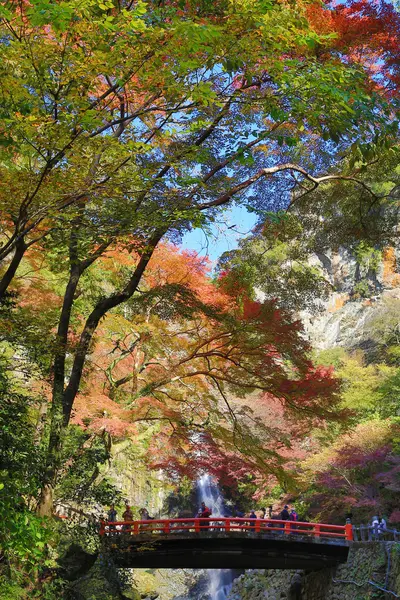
[103,440,169,518]
[300,247,400,350]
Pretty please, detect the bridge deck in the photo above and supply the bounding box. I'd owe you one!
[100,518,352,570]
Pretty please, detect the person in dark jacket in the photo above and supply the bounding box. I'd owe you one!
[248,510,257,528]
[280,505,290,520]
[108,504,117,522]
[107,504,117,532]
[280,505,290,531]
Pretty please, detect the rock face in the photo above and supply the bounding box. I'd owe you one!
[67,555,133,600]
[103,440,170,518]
[69,564,213,600]
[300,247,400,350]
[58,544,98,582]
[229,543,400,600]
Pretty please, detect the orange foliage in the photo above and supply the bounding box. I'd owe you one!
[307,0,400,97]
[382,247,400,286]
[328,293,350,313]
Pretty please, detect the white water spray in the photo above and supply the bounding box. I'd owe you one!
[197,474,234,600]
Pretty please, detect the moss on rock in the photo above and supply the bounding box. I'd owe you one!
[230,544,400,600]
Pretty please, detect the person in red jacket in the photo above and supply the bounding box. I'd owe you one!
[197,502,212,529]
[198,502,212,518]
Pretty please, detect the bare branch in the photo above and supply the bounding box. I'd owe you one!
[198,163,381,210]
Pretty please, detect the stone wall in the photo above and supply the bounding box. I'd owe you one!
[230,543,400,600]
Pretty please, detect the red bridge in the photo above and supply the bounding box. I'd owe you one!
[100,517,353,570]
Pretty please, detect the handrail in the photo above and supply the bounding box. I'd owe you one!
[352,524,399,542]
[99,517,352,541]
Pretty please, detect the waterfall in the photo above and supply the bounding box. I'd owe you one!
[197,474,235,600]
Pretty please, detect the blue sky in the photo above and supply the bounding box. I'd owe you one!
[180,204,257,264]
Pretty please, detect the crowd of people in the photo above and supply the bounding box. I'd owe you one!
[105,502,392,539]
[106,502,299,524]
[107,503,155,525]
[195,502,299,528]
[228,504,298,523]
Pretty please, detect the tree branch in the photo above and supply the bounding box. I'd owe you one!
[198,163,380,210]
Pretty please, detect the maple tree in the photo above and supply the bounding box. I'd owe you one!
[0,238,343,514]
[300,419,400,523]
[62,244,343,490]
[0,0,398,515]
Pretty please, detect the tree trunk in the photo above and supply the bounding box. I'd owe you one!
[0,237,26,300]
[38,264,82,516]
[39,229,165,515]
[37,483,54,517]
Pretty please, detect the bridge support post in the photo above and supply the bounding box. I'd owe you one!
[314,525,320,537]
[195,519,200,533]
[226,519,231,532]
[345,522,353,541]
[284,522,291,535]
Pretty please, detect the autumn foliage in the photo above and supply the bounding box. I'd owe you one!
[0,0,398,528]
[307,0,400,96]
[40,243,341,490]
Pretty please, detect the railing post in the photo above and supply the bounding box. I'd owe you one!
[314,524,320,538]
[163,520,170,534]
[133,521,139,535]
[368,525,372,541]
[195,519,200,533]
[255,519,261,533]
[359,524,365,541]
[100,520,106,536]
[345,522,353,541]
[284,521,291,535]
[226,519,230,532]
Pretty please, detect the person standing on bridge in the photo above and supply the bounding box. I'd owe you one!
[107,504,117,532]
[140,507,150,520]
[122,503,133,531]
[280,505,290,531]
[378,515,387,535]
[280,505,290,520]
[198,502,212,518]
[289,508,298,532]
[197,502,212,530]
[248,510,257,528]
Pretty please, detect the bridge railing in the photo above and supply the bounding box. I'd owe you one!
[99,517,353,541]
[352,525,399,542]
